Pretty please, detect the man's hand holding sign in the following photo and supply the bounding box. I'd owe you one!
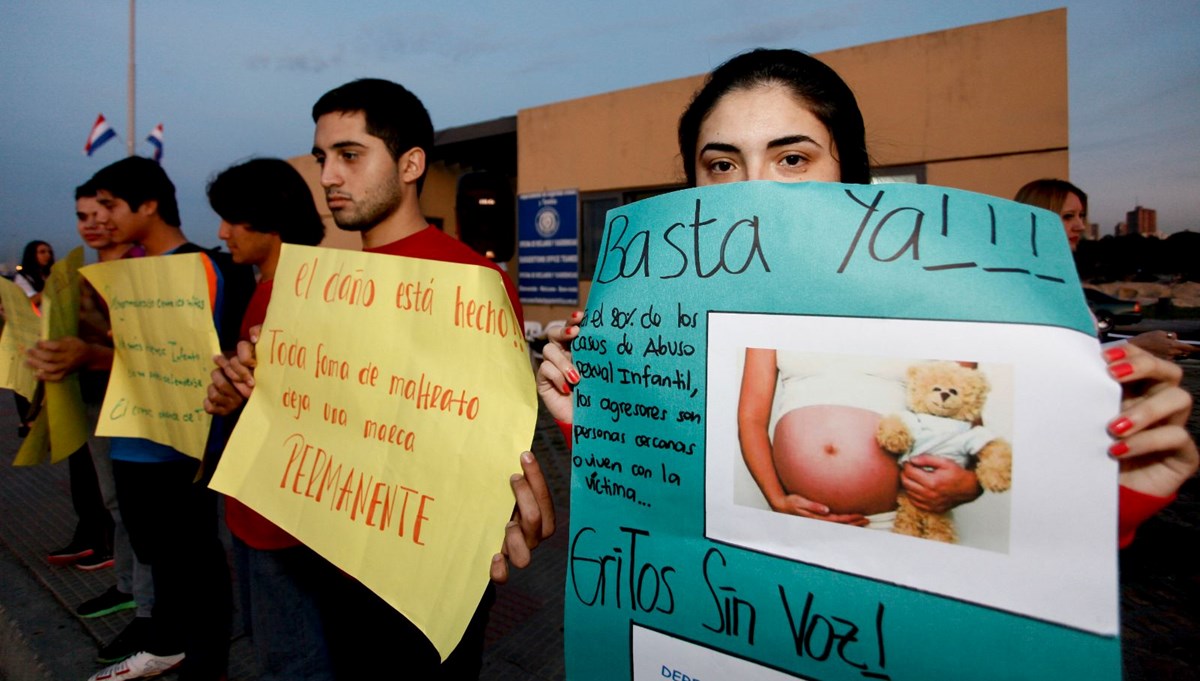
[78,254,221,462]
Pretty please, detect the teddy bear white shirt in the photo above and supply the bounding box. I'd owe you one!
[894,411,998,468]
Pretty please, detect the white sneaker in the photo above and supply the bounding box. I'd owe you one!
[87,651,185,680]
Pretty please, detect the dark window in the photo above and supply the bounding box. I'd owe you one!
[579,193,621,280]
[456,171,515,260]
[579,187,679,280]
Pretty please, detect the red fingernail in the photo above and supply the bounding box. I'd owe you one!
[1109,362,1133,378]
[1108,441,1130,457]
[567,370,580,383]
[1109,417,1133,435]
[562,383,572,394]
[1103,347,1126,362]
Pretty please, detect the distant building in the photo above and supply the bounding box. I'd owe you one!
[1126,206,1158,236]
[1085,222,1100,240]
[1115,222,1128,237]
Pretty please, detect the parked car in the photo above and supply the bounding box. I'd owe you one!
[1084,288,1142,334]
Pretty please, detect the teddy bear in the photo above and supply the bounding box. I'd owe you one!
[875,361,1012,543]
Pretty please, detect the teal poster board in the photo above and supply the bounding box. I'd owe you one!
[565,182,1121,680]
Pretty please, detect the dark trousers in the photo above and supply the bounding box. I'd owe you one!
[113,458,232,681]
[67,444,112,553]
[313,555,494,680]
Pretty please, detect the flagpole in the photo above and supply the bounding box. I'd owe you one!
[127,0,136,157]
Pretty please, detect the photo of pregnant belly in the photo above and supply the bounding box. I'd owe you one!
[772,405,900,515]
[736,348,1013,547]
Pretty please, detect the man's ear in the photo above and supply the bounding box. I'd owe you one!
[398,147,426,186]
[137,198,159,217]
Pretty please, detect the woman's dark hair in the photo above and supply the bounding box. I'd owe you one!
[207,158,325,247]
[1013,178,1088,216]
[678,48,870,186]
[18,240,54,292]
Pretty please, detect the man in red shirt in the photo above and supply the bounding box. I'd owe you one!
[210,79,553,679]
[203,158,329,680]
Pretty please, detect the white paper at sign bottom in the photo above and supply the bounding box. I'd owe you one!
[632,625,812,681]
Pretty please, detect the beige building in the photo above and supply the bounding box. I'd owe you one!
[294,9,1070,326]
[1126,206,1158,236]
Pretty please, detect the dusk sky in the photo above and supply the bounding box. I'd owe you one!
[2,1,1197,267]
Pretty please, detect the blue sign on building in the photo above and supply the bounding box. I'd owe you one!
[518,189,579,305]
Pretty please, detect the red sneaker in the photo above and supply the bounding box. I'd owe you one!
[47,541,94,566]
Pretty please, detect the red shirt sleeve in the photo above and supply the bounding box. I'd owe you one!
[1118,485,1175,549]
[557,420,572,451]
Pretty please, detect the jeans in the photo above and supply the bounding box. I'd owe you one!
[232,538,333,681]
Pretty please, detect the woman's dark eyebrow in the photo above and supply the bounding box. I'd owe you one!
[768,134,819,148]
[699,142,740,154]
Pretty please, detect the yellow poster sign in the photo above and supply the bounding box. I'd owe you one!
[209,244,537,660]
[81,253,220,460]
[14,247,90,465]
[0,277,41,400]
[42,247,89,462]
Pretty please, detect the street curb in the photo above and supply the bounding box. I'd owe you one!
[0,543,94,681]
[0,560,54,681]
[0,603,53,681]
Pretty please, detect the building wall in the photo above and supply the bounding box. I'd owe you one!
[517,76,703,193]
[515,9,1069,323]
[1127,206,1158,236]
[826,9,1068,192]
[924,150,1069,198]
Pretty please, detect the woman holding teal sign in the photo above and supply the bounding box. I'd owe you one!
[692,49,980,526]
[539,48,1197,544]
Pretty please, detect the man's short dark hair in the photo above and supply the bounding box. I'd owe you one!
[312,78,434,192]
[89,156,182,227]
[75,181,98,201]
[207,158,325,247]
